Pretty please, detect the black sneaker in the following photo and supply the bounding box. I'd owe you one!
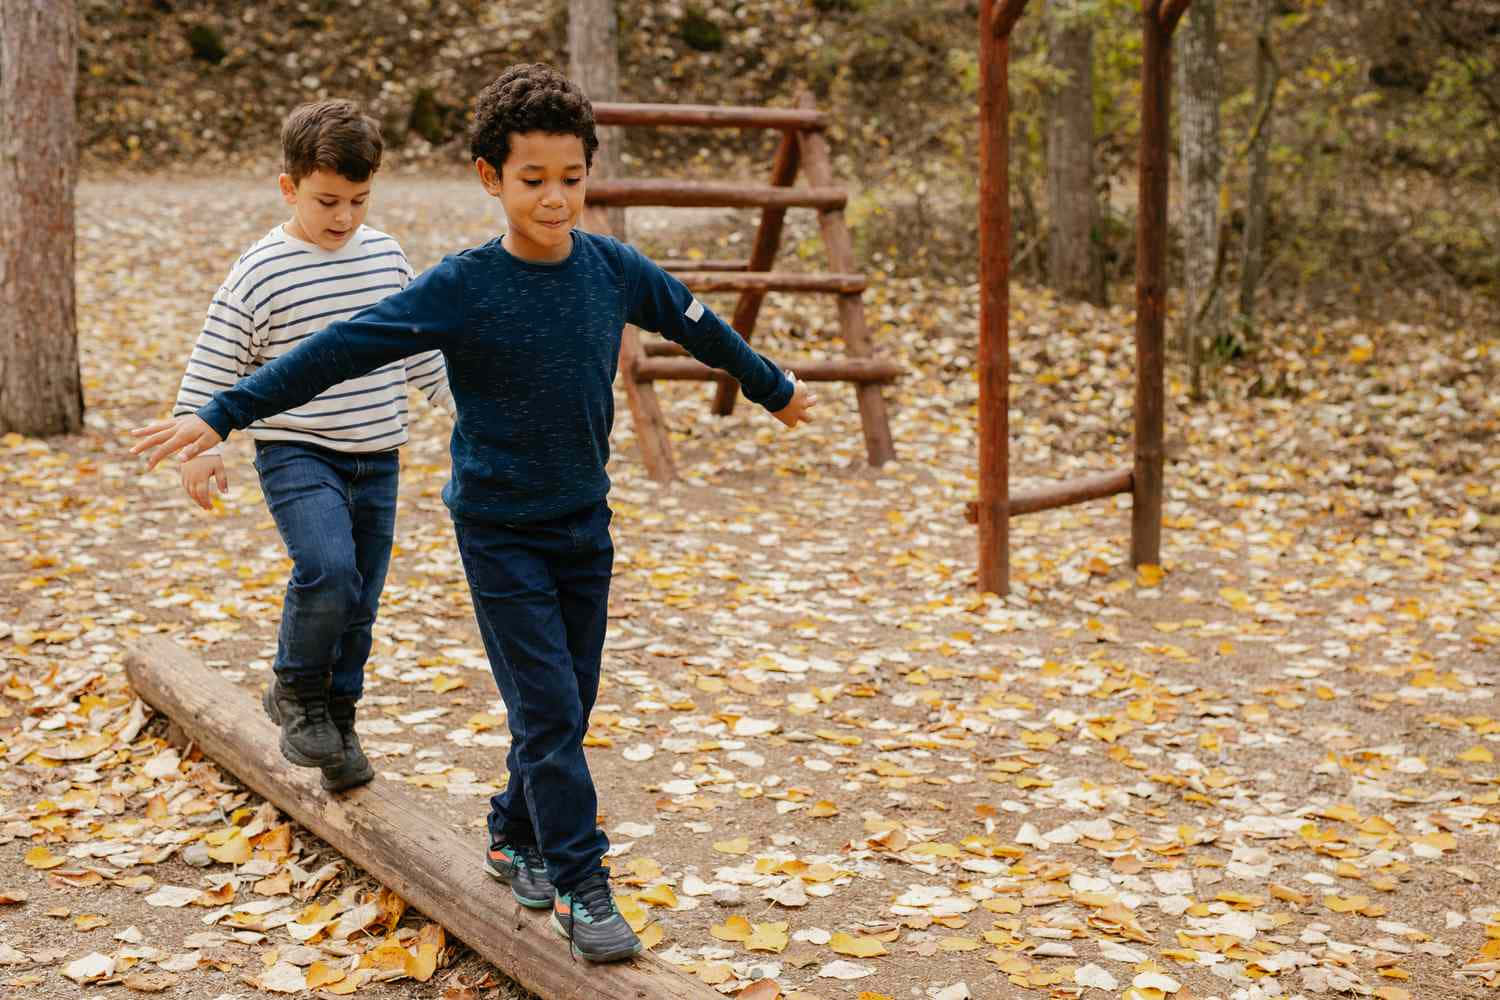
[551,869,642,962]
[261,675,342,767]
[484,841,554,909]
[320,696,375,792]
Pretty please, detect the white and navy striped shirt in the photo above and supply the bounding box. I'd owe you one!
[172,224,453,453]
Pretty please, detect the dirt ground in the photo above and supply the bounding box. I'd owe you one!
[0,174,1498,1000]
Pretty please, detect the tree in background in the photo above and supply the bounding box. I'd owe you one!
[1175,0,1222,399]
[1043,0,1105,305]
[570,0,626,239]
[1238,0,1278,339]
[0,0,83,436]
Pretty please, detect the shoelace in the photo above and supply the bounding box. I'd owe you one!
[519,845,546,874]
[571,873,618,922]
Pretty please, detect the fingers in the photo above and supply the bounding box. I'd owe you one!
[143,429,195,471]
[128,426,176,456]
[214,466,228,494]
[129,419,175,439]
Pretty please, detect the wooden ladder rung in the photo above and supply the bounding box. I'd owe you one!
[634,357,901,384]
[658,258,749,272]
[592,103,829,131]
[587,179,846,210]
[672,271,866,294]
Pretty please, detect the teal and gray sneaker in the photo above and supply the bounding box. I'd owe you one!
[551,869,643,963]
[484,840,554,909]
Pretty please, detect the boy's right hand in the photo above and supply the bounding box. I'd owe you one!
[180,454,228,511]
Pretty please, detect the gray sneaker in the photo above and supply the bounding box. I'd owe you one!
[262,675,342,767]
[485,840,554,909]
[551,869,642,962]
[320,696,374,792]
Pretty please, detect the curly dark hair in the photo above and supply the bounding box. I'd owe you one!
[469,64,599,175]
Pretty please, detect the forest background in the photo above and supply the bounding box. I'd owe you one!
[76,0,1500,339]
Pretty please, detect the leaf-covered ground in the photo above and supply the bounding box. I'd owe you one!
[1,175,1498,1000]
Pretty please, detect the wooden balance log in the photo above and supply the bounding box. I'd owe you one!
[123,635,720,1000]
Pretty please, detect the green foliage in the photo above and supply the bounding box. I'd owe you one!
[184,24,226,64]
[680,7,724,52]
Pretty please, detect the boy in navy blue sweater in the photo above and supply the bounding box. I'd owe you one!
[133,63,816,963]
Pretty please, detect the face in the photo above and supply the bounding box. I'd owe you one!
[477,132,587,263]
[279,169,372,251]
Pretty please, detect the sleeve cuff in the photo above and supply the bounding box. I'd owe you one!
[756,371,795,414]
[196,400,236,441]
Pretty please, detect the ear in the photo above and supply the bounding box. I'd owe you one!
[475,157,502,196]
[278,173,297,204]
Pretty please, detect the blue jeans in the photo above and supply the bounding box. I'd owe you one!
[454,500,613,896]
[254,441,399,702]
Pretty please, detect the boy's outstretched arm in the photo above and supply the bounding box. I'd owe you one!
[622,244,817,423]
[130,260,465,468]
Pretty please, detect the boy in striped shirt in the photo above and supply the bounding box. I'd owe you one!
[168,100,453,790]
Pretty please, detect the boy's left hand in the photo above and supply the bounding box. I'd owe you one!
[772,373,818,428]
[130,415,224,470]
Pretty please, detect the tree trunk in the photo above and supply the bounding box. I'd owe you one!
[1043,0,1104,305]
[569,0,626,239]
[1175,0,1221,398]
[1238,0,1275,336]
[0,0,83,436]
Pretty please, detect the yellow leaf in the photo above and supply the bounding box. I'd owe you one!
[305,962,346,989]
[404,923,443,982]
[1137,564,1165,587]
[809,800,840,818]
[74,913,109,931]
[321,969,370,995]
[713,837,751,855]
[1347,344,1374,363]
[637,921,664,950]
[711,915,752,942]
[830,931,888,958]
[207,832,252,865]
[1324,894,1369,913]
[637,884,678,909]
[738,981,780,1000]
[431,674,466,694]
[744,922,789,953]
[1458,746,1493,764]
[938,937,982,952]
[23,847,64,870]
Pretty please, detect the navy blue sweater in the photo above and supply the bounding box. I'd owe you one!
[198,231,795,524]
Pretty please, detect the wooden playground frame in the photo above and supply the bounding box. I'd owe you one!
[585,98,899,483]
[974,0,1193,593]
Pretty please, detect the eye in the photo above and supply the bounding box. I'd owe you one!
[522,179,542,187]
[318,200,338,207]
[564,177,582,186]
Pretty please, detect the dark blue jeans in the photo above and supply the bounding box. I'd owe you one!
[454,500,613,896]
[254,441,399,702]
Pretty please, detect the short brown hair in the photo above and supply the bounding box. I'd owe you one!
[281,100,384,184]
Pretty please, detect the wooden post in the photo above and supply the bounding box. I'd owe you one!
[1132,0,1185,567]
[123,637,718,1000]
[977,0,1031,594]
[713,129,801,415]
[796,94,896,469]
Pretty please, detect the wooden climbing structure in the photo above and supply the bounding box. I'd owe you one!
[585,98,899,483]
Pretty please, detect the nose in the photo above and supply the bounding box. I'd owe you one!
[541,184,566,207]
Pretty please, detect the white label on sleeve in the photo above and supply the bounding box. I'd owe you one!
[685,297,705,322]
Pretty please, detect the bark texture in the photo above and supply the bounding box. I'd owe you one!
[569,0,626,238]
[1044,0,1104,305]
[1239,0,1276,331]
[1175,0,1222,377]
[0,0,83,436]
